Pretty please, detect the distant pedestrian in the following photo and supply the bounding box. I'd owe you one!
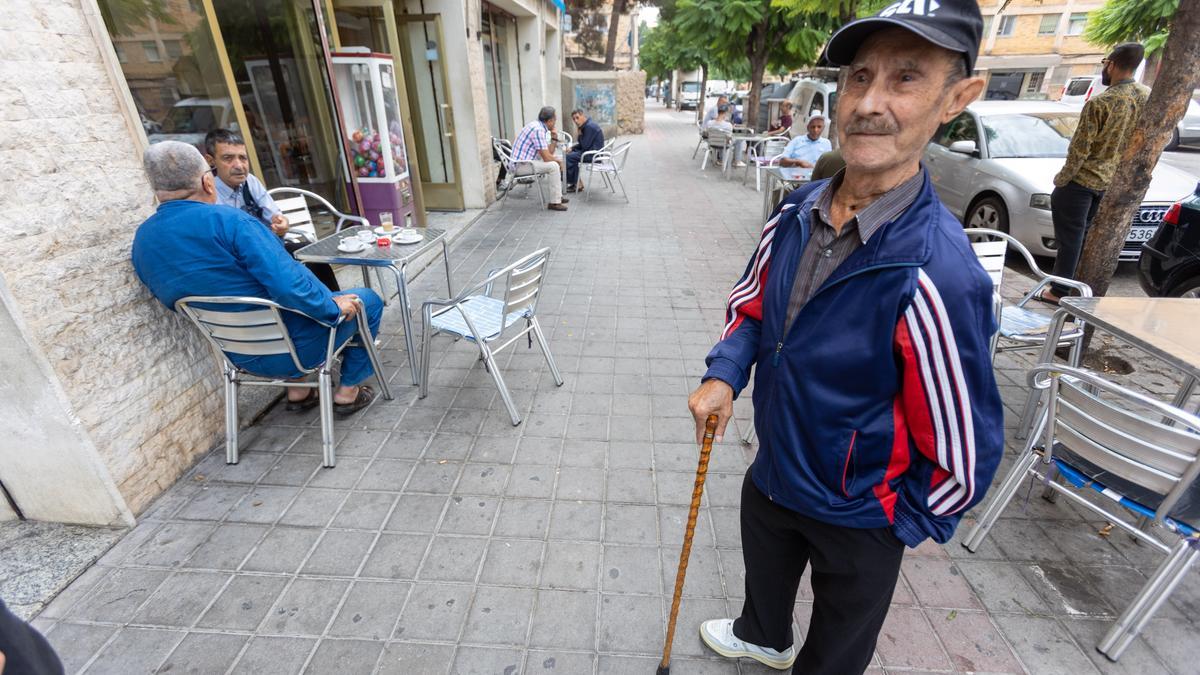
[1041,42,1148,304]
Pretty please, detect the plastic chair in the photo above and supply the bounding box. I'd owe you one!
[583,141,632,203]
[691,121,707,159]
[742,137,789,191]
[419,248,563,426]
[267,187,369,244]
[964,228,1093,438]
[176,296,392,467]
[493,138,546,208]
[961,364,1200,662]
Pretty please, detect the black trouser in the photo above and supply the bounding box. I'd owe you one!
[1050,181,1103,296]
[733,471,905,675]
[565,149,593,186]
[284,240,340,291]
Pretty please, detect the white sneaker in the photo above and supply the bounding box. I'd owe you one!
[699,618,797,670]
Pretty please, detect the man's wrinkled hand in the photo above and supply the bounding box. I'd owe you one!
[270,213,290,237]
[687,379,734,446]
[333,294,361,319]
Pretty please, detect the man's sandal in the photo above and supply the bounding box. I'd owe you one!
[285,390,320,412]
[333,385,375,416]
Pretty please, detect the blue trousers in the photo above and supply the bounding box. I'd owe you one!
[231,288,383,386]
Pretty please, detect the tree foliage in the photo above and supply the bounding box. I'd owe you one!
[98,0,175,37]
[1084,0,1178,55]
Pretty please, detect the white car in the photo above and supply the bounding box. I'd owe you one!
[1059,77,1200,149]
[924,101,1198,261]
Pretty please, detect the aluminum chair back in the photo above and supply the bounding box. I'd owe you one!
[970,239,1006,291]
[609,141,632,171]
[706,129,733,149]
[501,248,551,319]
[1044,369,1200,521]
[267,187,369,238]
[176,297,308,373]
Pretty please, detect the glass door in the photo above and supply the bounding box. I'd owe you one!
[394,14,463,211]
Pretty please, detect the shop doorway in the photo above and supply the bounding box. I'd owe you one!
[333,4,462,211]
[393,14,464,211]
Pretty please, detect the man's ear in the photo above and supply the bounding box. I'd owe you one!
[942,76,986,123]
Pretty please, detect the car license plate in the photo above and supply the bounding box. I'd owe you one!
[1125,225,1157,243]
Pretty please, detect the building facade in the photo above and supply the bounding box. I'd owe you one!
[0,0,564,527]
[976,0,1105,101]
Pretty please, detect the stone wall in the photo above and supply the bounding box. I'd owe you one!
[615,70,646,136]
[0,0,223,516]
[562,70,646,139]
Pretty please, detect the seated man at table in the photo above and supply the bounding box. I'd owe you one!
[705,104,736,165]
[704,96,731,126]
[510,106,569,212]
[778,115,832,169]
[566,108,605,193]
[767,100,794,136]
[132,141,379,415]
[204,128,340,291]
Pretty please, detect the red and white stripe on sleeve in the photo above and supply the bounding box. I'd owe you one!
[893,268,978,516]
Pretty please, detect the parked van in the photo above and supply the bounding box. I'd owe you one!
[786,79,837,138]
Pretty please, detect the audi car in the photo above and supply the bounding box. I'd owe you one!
[924,101,1198,261]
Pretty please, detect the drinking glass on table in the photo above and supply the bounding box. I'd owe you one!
[379,211,394,233]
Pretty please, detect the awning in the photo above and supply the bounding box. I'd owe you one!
[552,0,565,11]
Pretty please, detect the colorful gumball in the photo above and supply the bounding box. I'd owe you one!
[357,166,369,177]
[357,140,369,153]
[369,150,380,161]
[368,170,377,177]
[377,166,387,177]
[368,160,378,171]
[351,130,363,143]
[354,155,366,167]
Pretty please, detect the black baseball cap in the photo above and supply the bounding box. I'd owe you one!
[823,0,983,73]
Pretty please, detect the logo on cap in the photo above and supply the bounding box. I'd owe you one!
[880,0,941,17]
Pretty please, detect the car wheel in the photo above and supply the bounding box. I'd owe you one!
[1168,276,1200,298]
[1166,128,1180,152]
[967,196,1009,233]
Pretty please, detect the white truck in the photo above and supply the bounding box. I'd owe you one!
[674,69,703,111]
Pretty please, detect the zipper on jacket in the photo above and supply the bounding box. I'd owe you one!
[772,342,784,366]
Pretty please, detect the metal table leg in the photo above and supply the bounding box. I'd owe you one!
[389,263,420,385]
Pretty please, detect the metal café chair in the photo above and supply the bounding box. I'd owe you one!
[176,296,392,468]
[582,141,632,203]
[419,248,563,426]
[691,121,707,160]
[700,128,734,175]
[267,187,369,244]
[493,137,546,208]
[743,137,789,191]
[965,228,1093,437]
[961,364,1200,662]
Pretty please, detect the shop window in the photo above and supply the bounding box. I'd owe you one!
[98,0,237,151]
[996,15,1016,37]
[1038,14,1060,35]
[1067,13,1088,36]
[981,16,992,38]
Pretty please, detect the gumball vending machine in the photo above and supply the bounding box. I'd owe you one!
[330,51,416,228]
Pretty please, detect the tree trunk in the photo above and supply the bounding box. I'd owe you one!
[744,20,771,130]
[1075,0,1200,303]
[697,63,709,124]
[604,0,628,69]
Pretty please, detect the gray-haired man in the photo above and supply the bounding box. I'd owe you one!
[509,106,569,211]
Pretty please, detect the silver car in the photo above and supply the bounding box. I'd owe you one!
[925,101,1198,260]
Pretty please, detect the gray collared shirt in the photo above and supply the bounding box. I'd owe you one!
[782,168,924,332]
[214,173,281,226]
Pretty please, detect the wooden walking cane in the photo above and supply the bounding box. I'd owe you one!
[658,414,719,675]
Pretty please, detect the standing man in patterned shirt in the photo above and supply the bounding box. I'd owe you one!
[509,106,569,212]
[1042,43,1147,303]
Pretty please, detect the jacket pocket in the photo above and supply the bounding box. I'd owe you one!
[839,431,858,497]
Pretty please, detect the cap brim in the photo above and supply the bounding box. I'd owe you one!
[823,17,971,68]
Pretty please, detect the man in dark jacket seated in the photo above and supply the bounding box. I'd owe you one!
[132,141,379,415]
[566,109,606,193]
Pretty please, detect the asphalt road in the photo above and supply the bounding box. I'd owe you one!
[1160,144,1200,177]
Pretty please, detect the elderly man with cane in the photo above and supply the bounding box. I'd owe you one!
[680,2,1006,673]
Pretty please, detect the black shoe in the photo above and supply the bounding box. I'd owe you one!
[547,203,568,211]
[333,385,375,416]
[560,197,570,204]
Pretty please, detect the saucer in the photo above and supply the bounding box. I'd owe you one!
[337,240,369,253]
[393,231,422,244]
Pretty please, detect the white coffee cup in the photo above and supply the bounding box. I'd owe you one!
[399,228,417,237]
[356,230,376,244]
